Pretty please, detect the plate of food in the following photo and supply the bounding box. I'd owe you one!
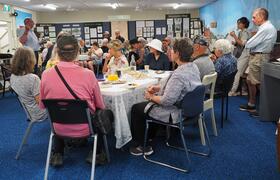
[126,83,138,89]
[111,80,127,84]
[155,70,165,74]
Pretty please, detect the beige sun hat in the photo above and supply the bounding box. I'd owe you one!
[146,39,163,52]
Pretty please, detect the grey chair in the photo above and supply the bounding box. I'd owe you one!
[143,85,211,173]
[42,99,110,180]
[14,90,47,160]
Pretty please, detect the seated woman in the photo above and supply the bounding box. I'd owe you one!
[40,34,106,166]
[102,39,128,74]
[87,42,103,71]
[129,38,202,155]
[144,39,170,71]
[45,31,70,70]
[213,39,237,90]
[10,47,48,121]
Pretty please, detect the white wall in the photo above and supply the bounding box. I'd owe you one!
[0,6,37,51]
[37,8,199,23]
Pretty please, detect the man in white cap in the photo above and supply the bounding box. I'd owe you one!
[144,39,170,70]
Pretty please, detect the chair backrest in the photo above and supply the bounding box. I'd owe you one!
[181,85,205,118]
[0,64,11,80]
[221,71,237,93]
[42,99,94,136]
[12,88,33,121]
[202,72,217,100]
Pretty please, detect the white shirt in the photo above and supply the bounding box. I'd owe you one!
[108,55,128,73]
[245,21,277,53]
[18,29,41,51]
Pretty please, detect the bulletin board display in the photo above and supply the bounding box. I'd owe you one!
[35,24,57,43]
[36,22,111,47]
[83,22,104,47]
[165,14,190,38]
[135,20,155,42]
[190,18,204,39]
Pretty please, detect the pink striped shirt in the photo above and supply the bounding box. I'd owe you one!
[40,61,105,137]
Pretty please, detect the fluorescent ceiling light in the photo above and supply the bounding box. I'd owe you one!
[173,3,181,9]
[24,0,31,2]
[111,3,118,9]
[42,4,57,10]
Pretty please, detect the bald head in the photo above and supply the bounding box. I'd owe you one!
[252,8,269,26]
[254,8,269,20]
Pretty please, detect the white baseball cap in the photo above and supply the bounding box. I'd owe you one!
[146,39,163,52]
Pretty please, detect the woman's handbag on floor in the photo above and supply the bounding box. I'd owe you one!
[92,109,114,134]
[54,65,113,135]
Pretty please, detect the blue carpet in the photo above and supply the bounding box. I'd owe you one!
[0,93,279,180]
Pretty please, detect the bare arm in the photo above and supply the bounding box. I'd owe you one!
[230,31,244,46]
[19,29,29,45]
[35,94,40,105]
[102,54,111,73]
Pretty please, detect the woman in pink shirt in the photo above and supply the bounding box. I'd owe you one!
[40,34,105,167]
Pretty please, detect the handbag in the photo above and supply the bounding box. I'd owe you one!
[54,65,113,134]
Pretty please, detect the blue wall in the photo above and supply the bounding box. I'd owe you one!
[200,0,280,36]
[15,10,32,28]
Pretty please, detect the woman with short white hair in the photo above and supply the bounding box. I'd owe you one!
[213,39,237,79]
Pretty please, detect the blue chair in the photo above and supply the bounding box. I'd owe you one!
[42,99,108,180]
[143,85,211,173]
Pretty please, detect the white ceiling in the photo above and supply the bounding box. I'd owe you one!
[0,0,216,12]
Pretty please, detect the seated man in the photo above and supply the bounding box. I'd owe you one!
[40,34,106,167]
[192,36,215,80]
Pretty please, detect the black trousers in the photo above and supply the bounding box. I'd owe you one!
[53,116,104,155]
[131,102,159,146]
[34,51,39,74]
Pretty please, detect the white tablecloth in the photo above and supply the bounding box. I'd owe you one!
[99,71,171,148]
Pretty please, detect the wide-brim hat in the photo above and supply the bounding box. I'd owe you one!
[146,39,163,52]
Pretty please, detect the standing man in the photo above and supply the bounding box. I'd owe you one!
[239,8,277,117]
[19,18,41,74]
[115,29,125,43]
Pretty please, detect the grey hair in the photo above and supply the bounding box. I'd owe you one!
[213,39,234,54]
[101,38,108,45]
[138,37,148,46]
